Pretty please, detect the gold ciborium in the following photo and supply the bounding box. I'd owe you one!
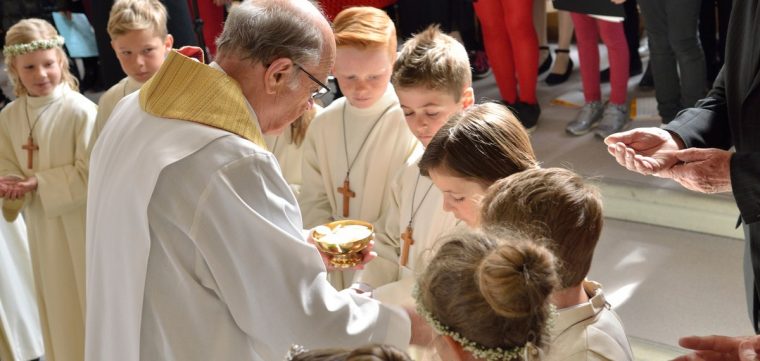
[311,220,374,269]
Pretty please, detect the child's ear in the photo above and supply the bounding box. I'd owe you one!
[461,87,475,109]
[164,34,174,51]
[443,335,470,361]
[263,57,295,94]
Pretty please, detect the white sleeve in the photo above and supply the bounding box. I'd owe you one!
[188,152,410,359]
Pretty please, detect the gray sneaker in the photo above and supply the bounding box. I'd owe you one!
[566,101,604,135]
[595,103,630,139]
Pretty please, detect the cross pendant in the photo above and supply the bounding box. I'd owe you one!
[337,177,355,218]
[21,135,38,169]
[400,225,415,267]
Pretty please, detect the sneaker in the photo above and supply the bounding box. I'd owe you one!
[514,101,540,133]
[594,103,630,139]
[470,51,492,80]
[566,101,604,135]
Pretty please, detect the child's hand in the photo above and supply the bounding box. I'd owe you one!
[0,176,21,198]
[4,176,37,200]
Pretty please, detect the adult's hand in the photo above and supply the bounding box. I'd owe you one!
[668,148,733,194]
[673,335,760,361]
[604,127,683,177]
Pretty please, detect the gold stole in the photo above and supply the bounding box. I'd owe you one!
[139,50,267,149]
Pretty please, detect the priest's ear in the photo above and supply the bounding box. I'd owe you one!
[263,57,297,95]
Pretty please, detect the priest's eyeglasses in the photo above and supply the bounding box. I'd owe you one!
[296,64,331,99]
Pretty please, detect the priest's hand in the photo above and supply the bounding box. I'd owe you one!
[673,335,760,361]
[604,127,683,177]
[668,148,733,194]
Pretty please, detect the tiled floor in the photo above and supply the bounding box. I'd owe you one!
[2,44,754,360]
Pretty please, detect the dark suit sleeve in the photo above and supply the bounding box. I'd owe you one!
[732,153,760,224]
[664,66,733,150]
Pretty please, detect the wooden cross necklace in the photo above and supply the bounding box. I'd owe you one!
[338,101,395,217]
[22,97,56,169]
[399,173,434,267]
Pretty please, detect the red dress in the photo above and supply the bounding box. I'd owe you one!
[320,0,397,20]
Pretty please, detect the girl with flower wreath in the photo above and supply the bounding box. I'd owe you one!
[416,229,559,361]
[0,18,96,361]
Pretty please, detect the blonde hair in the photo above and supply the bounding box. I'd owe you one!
[290,344,411,361]
[418,102,537,186]
[481,168,603,289]
[417,230,558,358]
[289,104,319,146]
[333,7,397,61]
[4,18,78,97]
[107,0,169,39]
[392,25,471,102]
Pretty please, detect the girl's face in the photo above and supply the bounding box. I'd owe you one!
[428,168,489,228]
[14,48,62,97]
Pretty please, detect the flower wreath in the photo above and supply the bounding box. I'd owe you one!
[413,284,558,361]
[3,36,65,57]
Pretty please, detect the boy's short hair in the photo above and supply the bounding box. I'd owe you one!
[107,0,168,39]
[392,25,472,102]
[333,6,397,61]
[481,167,603,289]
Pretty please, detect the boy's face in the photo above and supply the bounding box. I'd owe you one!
[396,87,472,147]
[428,168,488,228]
[14,48,62,97]
[111,29,173,83]
[333,46,393,109]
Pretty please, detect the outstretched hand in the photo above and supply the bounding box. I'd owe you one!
[604,127,683,177]
[673,335,760,361]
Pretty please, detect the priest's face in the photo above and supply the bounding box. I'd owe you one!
[428,168,488,228]
[13,48,62,97]
[333,46,393,109]
[397,87,471,147]
[111,29,174,83]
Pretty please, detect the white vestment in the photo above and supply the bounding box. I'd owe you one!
[300,86,418,229]
[0,217,43,361]
[90,76,141,146]
[355,147,460,306]
[0,84,95,361]
[86,60,410,361]
[262,104,321,199]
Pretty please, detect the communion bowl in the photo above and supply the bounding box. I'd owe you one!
[311,220,374,269]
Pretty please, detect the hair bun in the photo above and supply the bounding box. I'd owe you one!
[477,240,557,319]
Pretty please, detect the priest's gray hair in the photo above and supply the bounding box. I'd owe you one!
[216,0,324,67]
